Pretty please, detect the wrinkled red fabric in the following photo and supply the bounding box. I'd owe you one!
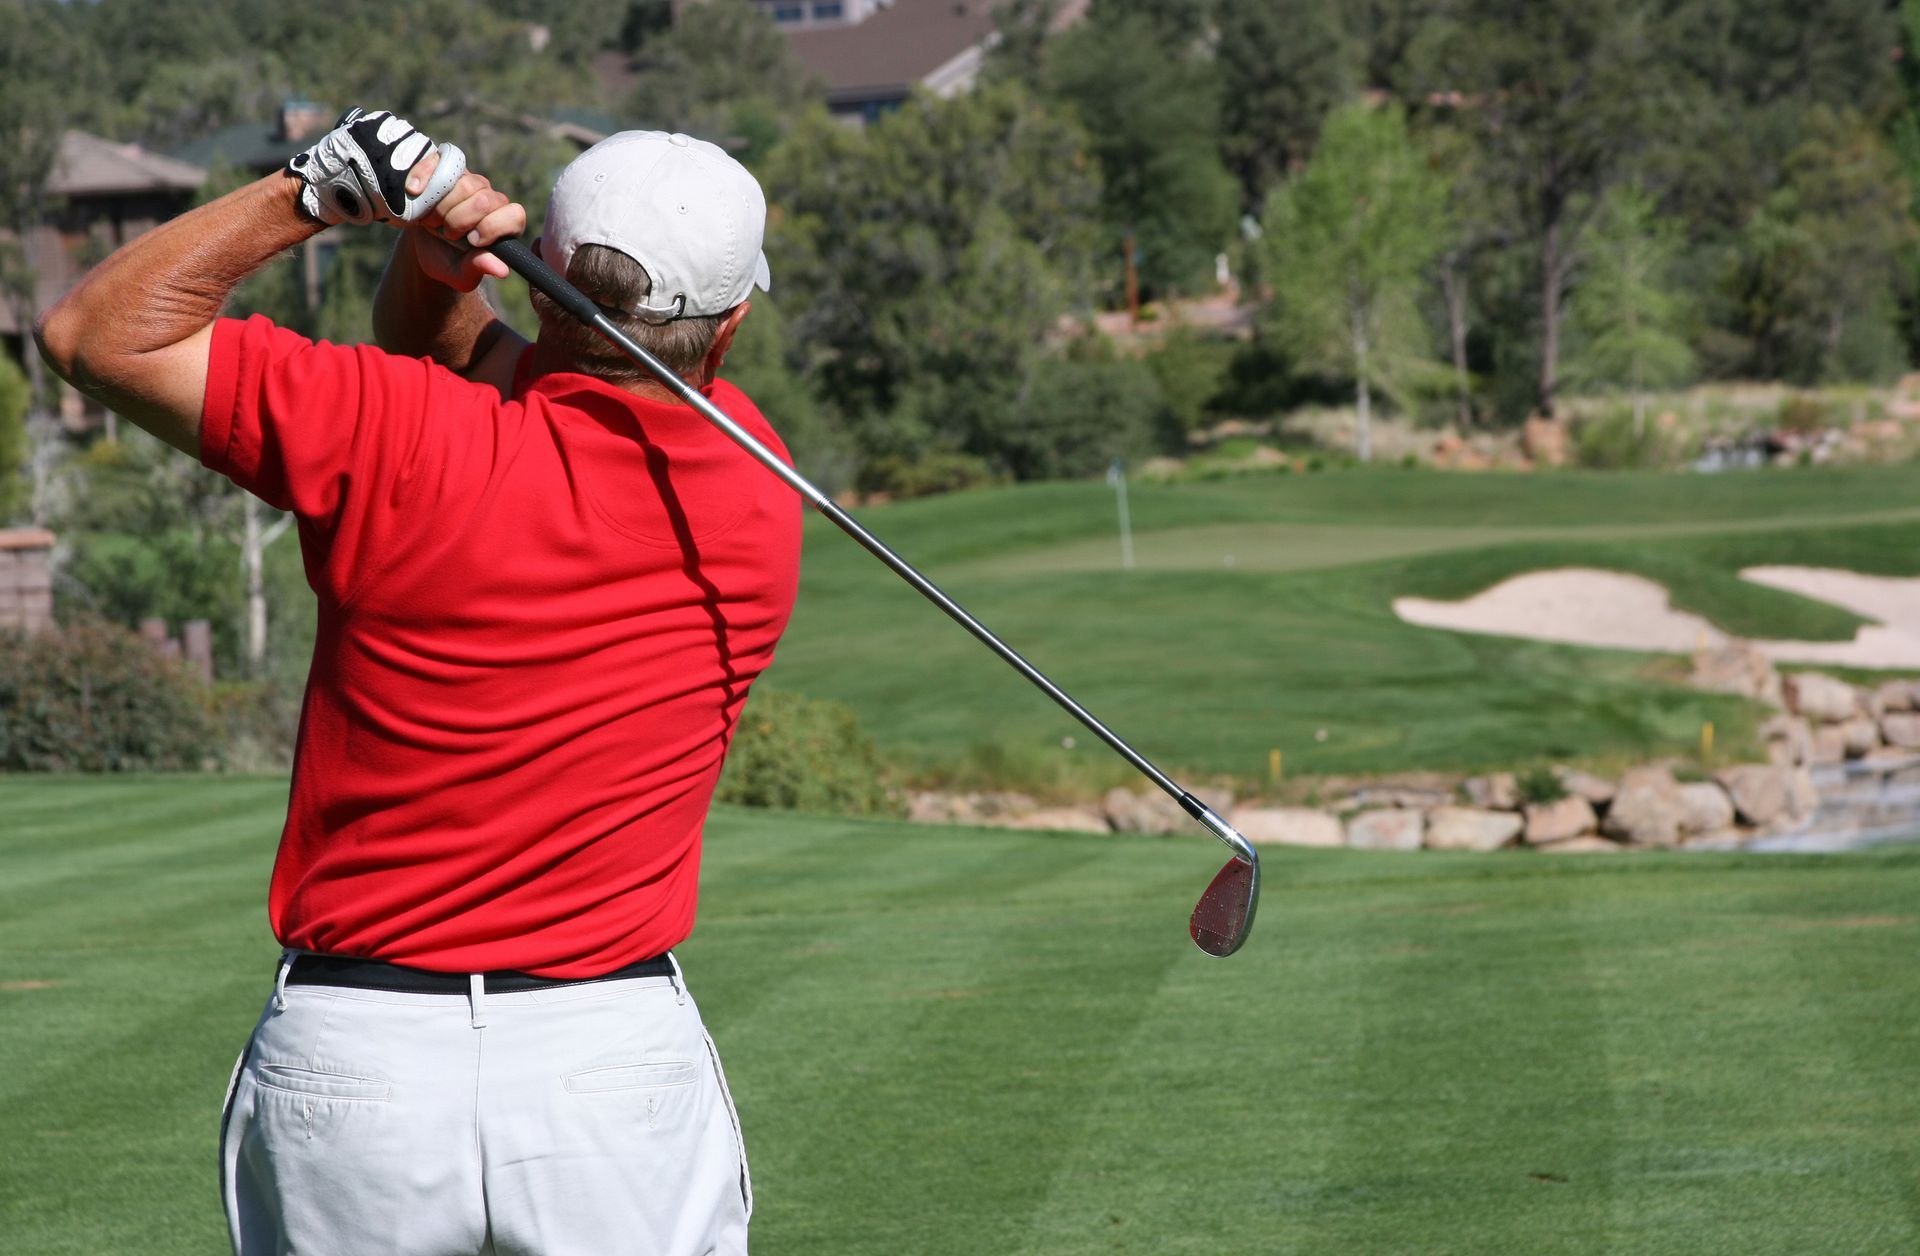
[202,315,800,975]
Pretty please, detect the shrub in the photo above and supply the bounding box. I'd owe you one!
[715,690,903,817]
[1142,329,1235,435]
[856,451,1002,500]
[981,356,1164,480]
[1517,765,1566,806]
[1573,405,1695,470]
[1774,392,1841,434]
[0,617,219,771]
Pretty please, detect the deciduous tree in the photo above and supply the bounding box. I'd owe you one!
[1563,186,1694,431]
[1263,103,1450,461]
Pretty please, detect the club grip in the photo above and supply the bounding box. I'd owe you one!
[488,237,601,326]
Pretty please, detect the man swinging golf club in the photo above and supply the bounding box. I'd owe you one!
[37,108,795,1255]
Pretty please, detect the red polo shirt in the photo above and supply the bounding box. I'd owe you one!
[201,315,801,976]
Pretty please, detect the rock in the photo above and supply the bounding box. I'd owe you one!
[907,791,979,824]
[1716,764,1818,828]
[1602,765,1688,847]
[1784,672,1859,724]
[1689,643,1783,707]
[1229,806,1345,847]
[1760,714,1815,768]
[1346,809,1424,851]
[1676,781,1736,834]
[1463,772,1521,810]
[1841,717,1882,758]
[1555,768,1616,807]
[1881,713,1920,750]
[1535,835,1625,854]
[1520,415,1569,468]
[1103,788,1185,833]
[1425,806,1524,851]
[1003,806,1111,834]
[1809,725,1848,766]
[974,792,1038,819]
[1523,795,1597,845]
[1344,785,1454,811]
[1682,829,1750,851]
[1873,679,1918,715]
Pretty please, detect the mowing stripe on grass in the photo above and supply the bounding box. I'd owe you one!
[8,779,1920,1255]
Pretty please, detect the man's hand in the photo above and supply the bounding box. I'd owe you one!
[400,149,528,292]
[288,108,465,226]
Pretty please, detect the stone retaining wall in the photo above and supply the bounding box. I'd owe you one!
[906,656,1920,852]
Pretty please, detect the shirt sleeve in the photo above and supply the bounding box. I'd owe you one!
[199,313,496,604]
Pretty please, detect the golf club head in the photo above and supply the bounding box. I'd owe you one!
[1190,853,1259,956]
[1181,796,1260,956]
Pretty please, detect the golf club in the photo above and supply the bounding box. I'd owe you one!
[483,233,1260,957]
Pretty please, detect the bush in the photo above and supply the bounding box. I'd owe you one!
[1573,406,1695,470]
[0,617,219,771]
[715,690,903,817]
[856,451,1002,500]
[980,356,1164,480]
[1517,765,1566,806]
[1774,392,1842,434]
[1142,329,1235,435]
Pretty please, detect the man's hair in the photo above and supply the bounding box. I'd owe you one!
[530,244,728,383]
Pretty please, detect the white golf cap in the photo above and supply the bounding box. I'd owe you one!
[539,130,771,322]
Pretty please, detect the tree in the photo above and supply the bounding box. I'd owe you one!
[1562,187,1694,431]
[0,352,27,522]
[1409,0,1663,417]
[626,0,818,153]
[1215,0,1354,208]
[1262,103,1450,461]
[1726,108,1916,384]
[1043,12,1238,304]
[762,86,1102,476]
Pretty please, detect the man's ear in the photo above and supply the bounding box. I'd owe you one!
[703,301,751,383]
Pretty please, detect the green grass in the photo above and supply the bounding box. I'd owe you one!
[4,776,1919,1253]
[761,466,1920,784]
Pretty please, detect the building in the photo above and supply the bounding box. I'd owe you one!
[0,132,205,425]
[665,0,1086,124]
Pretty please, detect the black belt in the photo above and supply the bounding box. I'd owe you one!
[283,952,675,994]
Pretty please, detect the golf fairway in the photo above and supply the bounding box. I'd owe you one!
[3,775,1917,1253]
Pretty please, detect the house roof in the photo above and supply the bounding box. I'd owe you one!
[51,131,205,197]
[786,0,998,102]
[167,122,308,176]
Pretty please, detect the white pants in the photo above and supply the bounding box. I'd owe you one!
[220,956,751,1256]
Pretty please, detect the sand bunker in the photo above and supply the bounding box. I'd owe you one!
[1394,566,1920,670]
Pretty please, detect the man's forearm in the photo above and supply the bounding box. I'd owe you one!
[374,232,502,374]
[34,172,322,454]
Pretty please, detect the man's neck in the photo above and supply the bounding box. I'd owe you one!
[529,338,704,403]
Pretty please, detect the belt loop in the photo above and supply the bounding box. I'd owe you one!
[666,952,686,1007]
[469,973,488,1029]
[273,950,295,1012]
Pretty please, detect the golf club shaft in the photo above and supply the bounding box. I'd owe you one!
[488,238,1254,866]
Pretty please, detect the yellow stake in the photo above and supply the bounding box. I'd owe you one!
[1269,749,1283,784]
[1701,720,1714,764]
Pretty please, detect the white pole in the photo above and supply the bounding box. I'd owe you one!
[1108,457,1134,571]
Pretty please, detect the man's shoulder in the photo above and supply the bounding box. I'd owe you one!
[707,377,789,457]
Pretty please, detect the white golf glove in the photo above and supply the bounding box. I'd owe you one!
[287,107,466,226]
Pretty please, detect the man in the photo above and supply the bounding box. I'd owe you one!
[36,109,800,1255]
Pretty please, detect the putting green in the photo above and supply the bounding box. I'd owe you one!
[766,470,1920,782]
[967,506,1920,578]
